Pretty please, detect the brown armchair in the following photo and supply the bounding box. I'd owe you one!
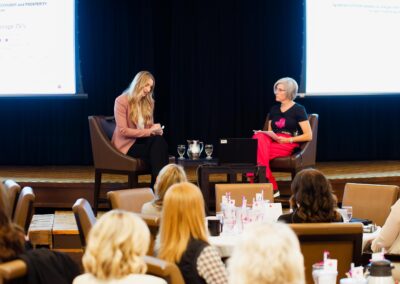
[0,259,27,284]
[136,213,161,255]
[72,198,97,249]
[107,188,155,213]
[290,222,363,284]
[2,179,21,219]
[13,187,35,233]
[342,183,399,226]
[143,256,185,284]
[263,113,319,179]
[88,115,151,215]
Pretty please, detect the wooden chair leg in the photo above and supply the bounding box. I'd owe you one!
[94,170,102,216]
[291,171,296,180]
[128,172,138,188]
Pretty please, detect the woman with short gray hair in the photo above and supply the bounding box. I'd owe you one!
[252,77,312,197]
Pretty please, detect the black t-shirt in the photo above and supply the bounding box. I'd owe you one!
[269,103,308,136]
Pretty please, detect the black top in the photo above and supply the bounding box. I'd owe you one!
[15,248,80,284]
[278,211,343,224]
[178,238,208,284]
[269,103,308,136]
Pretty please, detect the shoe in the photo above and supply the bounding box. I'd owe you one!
[273,190,280,198]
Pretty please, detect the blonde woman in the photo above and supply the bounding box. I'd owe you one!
[228,222,305,284]
[141,164,187,215]
[157,182,228,284]
[74,210,166,284]
[111,71,169,187]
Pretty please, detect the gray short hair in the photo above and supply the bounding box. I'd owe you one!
[274,77,298,100]
[228,222,305,284]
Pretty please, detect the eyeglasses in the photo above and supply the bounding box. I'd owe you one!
[274,87,286,93]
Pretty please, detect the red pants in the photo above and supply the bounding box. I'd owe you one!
[252,132,299,190]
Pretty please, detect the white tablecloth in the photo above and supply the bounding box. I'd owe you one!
[209,227,381,258]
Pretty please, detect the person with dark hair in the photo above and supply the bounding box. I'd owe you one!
[112,71,169,188]
[252,77,312,197]
[0,206,80,284]
[0,206,25,262]
[278,168,342,223]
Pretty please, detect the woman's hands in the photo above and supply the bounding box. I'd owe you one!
[277,137,293,144]
[150,123,163,136]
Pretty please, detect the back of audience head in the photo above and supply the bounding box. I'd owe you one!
[157,182,207,263]
[153,164,187,208]
[0,206,25,262]
[82,210,150,280]
[290,168,341,222]
[228,222,305,284]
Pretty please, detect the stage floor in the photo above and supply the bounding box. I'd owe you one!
[1,160,400,208]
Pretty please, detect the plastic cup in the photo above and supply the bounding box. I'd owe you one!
[340,278,367,284]
[313,270,337,284]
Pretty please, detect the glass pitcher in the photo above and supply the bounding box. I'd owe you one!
[187,140,204,160]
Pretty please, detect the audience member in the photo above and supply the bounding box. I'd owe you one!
[0,206,25,262]
[74,210,166,284]
[370,198,400,280]
[228,222,305,284]
[0,206,79,284]
[157,182,228,284]
[278,168,342,223]
[141,164,187,215]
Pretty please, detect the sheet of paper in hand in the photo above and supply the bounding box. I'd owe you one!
[253,130,279,141]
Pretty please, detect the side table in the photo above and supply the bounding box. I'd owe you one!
[175,157,218,168]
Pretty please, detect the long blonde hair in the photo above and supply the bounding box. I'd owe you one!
[157,182,208,263]
[82,210,150,280]
[153,164,188,208]
[126,71,155,126]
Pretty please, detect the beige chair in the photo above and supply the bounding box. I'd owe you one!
[290,222,363,284]
[2,180,22,218]
[342,183,399,226]
[13,187,35,233]
[144,256,185,284]
[264,114,319,180]
[136,213,161,255]
[72,198,97,248]
[0,259,27,284]
[215,183,273,212]
[107,188,155,213]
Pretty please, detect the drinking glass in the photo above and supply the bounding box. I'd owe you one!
[205,144,213,159]
[342,206,353,222]
[338,208,349,223]
[177,144,186,159]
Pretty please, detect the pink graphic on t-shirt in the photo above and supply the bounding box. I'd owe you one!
[275,118,286,128]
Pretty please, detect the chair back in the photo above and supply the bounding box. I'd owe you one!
[2,180,22,218]
[264,113,319,173]
[342,183,399,226]
[290,222,363,284]
[135,213,161,255]
[88,116,144,171]
[143,256,185,284]
[107,188,155,213]
[72,198,97,248]
[13,187,35,233]
[0,259,27,284]
[215,183,273,212]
